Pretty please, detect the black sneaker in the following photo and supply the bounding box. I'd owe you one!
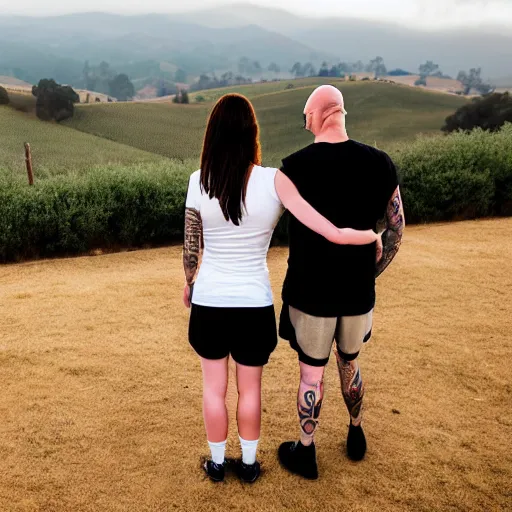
[347,423,367,461]
[236,460,261,483]
[278,441,318,480]
[203,460,225,482]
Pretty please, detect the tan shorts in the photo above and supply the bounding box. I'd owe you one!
[286,306,373,367]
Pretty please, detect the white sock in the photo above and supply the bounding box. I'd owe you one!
[208,440,226,465]
[239,436,259,465]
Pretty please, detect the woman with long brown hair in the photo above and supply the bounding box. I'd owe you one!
[183,94,378,483]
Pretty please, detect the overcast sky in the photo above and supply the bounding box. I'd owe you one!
[0,0,511,28]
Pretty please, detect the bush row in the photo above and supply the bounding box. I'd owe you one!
[0,163,191,262]
[395,123,512,222]
[1,125,511,262]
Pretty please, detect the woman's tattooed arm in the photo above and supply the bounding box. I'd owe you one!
[183,207,203,286]
[376,186,405,278]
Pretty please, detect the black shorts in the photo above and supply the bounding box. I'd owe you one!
[189,304,278,367]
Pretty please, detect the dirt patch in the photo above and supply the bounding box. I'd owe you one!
[0,219,511,511]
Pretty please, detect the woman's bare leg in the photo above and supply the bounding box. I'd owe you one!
[236,363,263,441]
[200,356,229,442]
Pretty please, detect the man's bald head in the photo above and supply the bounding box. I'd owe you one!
[304,85,347,136]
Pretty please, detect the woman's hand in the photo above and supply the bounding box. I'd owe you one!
[336,228,379,246]
[183,284,192,308]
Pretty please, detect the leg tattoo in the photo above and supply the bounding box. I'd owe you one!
[298,380,324,446]
[336,351,364,426]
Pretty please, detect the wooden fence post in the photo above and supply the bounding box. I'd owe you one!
[24,143,34,185]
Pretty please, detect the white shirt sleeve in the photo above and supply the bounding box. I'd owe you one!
[265,167,281,205]
[185,170,201,210]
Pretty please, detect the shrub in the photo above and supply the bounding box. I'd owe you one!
[394,124,512,222]
[32,79,80,122]
[195,95,206,103]
[442,92,512,133]
[0,162,191,262]
[0,127,510,261]
[0,86,9,105]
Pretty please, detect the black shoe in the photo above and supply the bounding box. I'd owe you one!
[278,441,318,480]
[347,423,367,461]
[204,460,225,482]
[236,460,261,483]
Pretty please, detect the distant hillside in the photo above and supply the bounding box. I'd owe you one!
[63,80,467,166]
[0,13,331,88]
[179,4,512,79]
[0,76,32,87]
[0,7,510,90]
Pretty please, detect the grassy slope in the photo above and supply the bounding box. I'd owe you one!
[65,81,467,167]
[0,106,165,177]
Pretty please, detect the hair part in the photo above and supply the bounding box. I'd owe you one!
[200,94,262,225]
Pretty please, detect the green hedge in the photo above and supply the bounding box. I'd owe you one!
[0,163,190,262]
[1,125,511,262]
[394,123,512,222]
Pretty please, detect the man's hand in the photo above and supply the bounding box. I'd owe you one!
[376,233,383,263]
[183,284,192,308]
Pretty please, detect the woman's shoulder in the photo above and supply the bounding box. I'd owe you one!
[252,165,279,178]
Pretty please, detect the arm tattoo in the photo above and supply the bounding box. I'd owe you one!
[336,354,365,424]
[376,187,404,278]
[183,207,203,286]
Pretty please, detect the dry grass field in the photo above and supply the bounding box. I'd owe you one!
[1,219,511,512]
[386,76,463,94]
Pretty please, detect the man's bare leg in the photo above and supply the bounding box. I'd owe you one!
[335,350,367,460]
[298,363,325,446]
[278,363,324,480]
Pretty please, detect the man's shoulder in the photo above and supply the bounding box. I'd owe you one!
[350,140,392,163]
[281,144,317,168]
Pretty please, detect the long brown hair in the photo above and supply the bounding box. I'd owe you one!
[200,94,262,225]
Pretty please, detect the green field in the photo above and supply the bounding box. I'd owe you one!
[0,106,166,178]
[62,81,467,168]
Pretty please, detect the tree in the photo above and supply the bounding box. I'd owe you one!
[291,62,304,78]
[318,62,329,77]
[109,74,135,101]
[457,68,495,96]
[388,68,413,76]
[442,92,512,132]
[0,86,9,105]
[268,62,281,74]
[174,69,187,84]
[252,61,262,76]
[353,61,365,72]
[302,63,316,77]
[367,56,387,77]
[419,61,439,78]
[32,79,79,122]
[173,89,190,104]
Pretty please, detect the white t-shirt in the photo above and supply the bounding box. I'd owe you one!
[185,166,284,307]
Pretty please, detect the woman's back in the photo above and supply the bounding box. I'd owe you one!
[186,165,283,307]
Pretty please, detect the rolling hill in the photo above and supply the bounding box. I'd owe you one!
[0,105,166,176]
[62,80,467,167]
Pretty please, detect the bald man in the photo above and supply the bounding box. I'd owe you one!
[278,85,404,479]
